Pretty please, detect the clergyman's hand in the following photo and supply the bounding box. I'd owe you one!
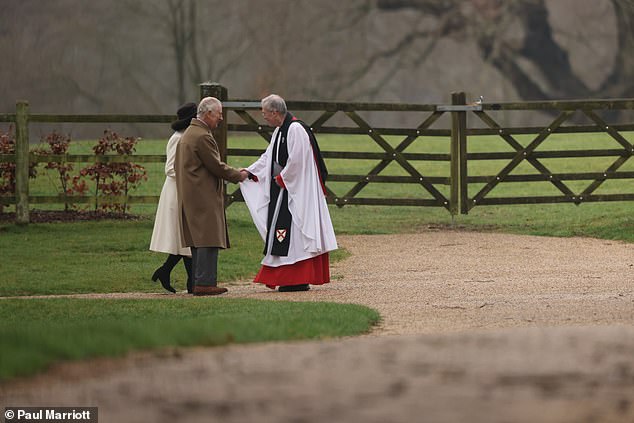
[240,168,259,182]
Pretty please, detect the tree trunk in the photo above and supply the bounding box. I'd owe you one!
[600,0,634,97]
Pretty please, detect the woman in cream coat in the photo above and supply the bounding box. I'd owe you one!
[149,103,196,293]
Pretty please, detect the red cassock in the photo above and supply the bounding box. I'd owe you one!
[255,253,330,289]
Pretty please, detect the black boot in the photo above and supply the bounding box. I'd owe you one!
[151,254,181,294]
[183,256,193,294]
[279,284,310,292]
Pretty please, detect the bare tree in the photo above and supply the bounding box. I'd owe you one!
[1,0,629,120]
[125,0,254,104]
[333,0,625,101]
[366,0,589,99]
[167,0,193,105]
[600,0,634,97]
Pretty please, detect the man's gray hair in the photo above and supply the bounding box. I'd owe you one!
[261,94,287,114]
[197,97,222,118]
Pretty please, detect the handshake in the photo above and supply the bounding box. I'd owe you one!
[239,169,258,182]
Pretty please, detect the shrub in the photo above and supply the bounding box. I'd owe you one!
[33,132,74,211]
[0,126,37,213]
[72,130,147,213]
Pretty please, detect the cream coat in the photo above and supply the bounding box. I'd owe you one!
[149,131,191,256]
[175,119,243,248]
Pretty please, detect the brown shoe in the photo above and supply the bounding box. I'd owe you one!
[193,286,228,296]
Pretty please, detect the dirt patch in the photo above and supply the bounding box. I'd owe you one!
[1,230,634,422]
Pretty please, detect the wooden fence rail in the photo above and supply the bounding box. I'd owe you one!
[1,82,634,224]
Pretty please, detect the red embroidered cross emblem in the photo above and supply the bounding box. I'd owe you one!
[276,229,287,243]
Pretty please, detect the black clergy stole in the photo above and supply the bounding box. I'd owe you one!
[264,114,293,256]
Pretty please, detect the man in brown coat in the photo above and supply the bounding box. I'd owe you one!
[175,96,247,296]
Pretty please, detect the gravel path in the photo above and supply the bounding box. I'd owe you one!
[2,230,634,422]
[231,230,634,335]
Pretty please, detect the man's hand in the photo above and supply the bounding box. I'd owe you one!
[240,168,259,182]
[239,170,249,182]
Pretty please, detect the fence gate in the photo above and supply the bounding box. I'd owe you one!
[452,96,634,214]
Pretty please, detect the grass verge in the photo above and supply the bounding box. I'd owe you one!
[0,297,380,381]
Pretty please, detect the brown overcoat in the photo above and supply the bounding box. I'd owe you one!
[174,119,242,248]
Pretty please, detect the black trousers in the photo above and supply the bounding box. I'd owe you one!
[191,247,219,287]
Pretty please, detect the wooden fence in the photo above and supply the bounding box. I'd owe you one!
[1,83,634,224]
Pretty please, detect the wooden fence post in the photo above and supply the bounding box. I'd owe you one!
[199,82,228,162]
[450,92,467,216]
[458,95,468,215]
[15,100,29,225]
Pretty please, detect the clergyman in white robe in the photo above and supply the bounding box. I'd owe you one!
[240,111,337,290]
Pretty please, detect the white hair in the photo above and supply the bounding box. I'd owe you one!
[197,97,222,118]
[261,94,287,114]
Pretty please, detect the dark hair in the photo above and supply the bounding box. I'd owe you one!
[171,102,197,131]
